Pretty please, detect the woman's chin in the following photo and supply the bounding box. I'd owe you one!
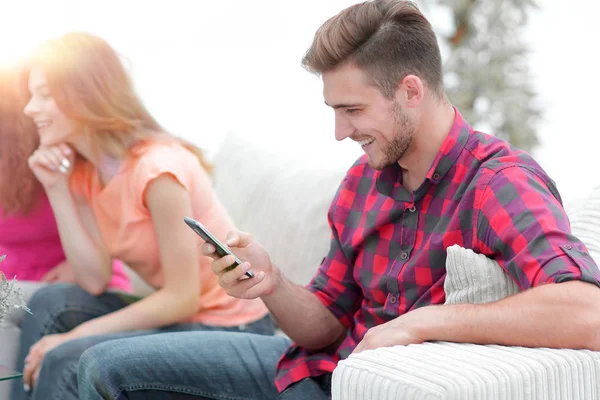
[40,136,67,148]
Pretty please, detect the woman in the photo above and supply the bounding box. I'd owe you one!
[11,33,272,400]
[0,64,130,291]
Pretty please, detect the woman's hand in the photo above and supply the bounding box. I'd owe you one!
[28,143,75,190]
[23,332,75,390]
[41,260,76,283]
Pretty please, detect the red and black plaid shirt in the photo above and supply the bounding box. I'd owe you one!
[274,109,600,392]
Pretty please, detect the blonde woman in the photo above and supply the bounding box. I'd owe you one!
[12,33,272,400]
[0,64,129,291]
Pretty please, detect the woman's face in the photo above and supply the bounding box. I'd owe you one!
[24,67,77,147]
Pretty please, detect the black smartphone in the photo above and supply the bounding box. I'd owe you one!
[184,216,254,278]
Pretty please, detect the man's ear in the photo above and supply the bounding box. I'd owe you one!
[395,75,424,108]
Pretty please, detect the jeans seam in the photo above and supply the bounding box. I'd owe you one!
[116,384,253,400]
[41,304,112,336]
[54,362,78,399]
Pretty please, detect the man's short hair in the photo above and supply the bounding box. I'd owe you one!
[302,0,444,98]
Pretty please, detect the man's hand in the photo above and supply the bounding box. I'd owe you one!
[200,230,279,299]
[354,306,432,354]
[41,260,76,283]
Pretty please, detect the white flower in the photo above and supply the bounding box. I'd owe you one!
[0,255,32,322]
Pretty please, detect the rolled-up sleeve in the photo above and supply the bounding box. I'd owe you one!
[476,165,600,289]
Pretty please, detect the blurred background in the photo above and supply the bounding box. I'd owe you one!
[1,0,598,204]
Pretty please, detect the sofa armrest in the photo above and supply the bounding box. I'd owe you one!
[332,342,600,400]
[122,265,154,297]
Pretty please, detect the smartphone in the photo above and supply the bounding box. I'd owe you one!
[184,216,254,278]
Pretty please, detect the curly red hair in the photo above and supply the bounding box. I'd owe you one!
[0,64,42,215]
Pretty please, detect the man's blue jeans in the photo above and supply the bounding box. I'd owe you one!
[11,283,275,400]
[77,331,332,399]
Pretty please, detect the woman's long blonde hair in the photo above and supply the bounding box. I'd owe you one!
[0,64,42,215]
[25,32,211,177]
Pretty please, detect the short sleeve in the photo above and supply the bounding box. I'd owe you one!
[476,165,600,290]
[132,143,200,213]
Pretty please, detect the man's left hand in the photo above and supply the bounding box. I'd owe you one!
[354,306,434,354]
[23,332,74,390]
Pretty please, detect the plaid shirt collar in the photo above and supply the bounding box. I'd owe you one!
[376,107,470,201]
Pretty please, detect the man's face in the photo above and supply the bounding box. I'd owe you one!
[323,63,416,170]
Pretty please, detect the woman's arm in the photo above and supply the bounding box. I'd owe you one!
[46,186,112,294]
[68,174,200,337]
[29,145,112,294]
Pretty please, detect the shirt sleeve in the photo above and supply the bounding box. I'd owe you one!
[133,144,198,213]
[476,165,600,289]
[307,179,362,329]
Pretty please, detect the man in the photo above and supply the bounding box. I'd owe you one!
[77,1,600,399]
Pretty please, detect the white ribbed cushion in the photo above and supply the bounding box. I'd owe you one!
[332,246,600,400]
[444,245,521,304]
[212,132,352,285]
[333,342,600,400]
[566,189,600,264]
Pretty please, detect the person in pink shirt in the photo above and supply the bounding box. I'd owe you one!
[0,65,131,288]
[11,33,272,400]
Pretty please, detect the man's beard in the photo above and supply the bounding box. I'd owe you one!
[369,101,415,170]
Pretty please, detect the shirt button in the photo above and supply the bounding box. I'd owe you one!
[400,252,408,260]
[433,172,441,180]
[408,206,416,212]
[564,244,573,250]
[390,296,397,304]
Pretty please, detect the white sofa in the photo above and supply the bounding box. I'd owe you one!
[2,131,599,399]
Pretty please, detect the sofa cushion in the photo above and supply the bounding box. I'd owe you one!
[565,188,600,264]
[444,245,521,305]
[333,342,600,400]
[332,246,600,400]
[212,132,354,285]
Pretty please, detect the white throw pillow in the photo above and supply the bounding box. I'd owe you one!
[444,245,521,305]
[565,187,600,265]
[212,131,355,285]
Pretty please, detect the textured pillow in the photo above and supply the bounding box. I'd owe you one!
[565,188,600,265]
[211,131,355,285]
[333,341,600,400]
[444,245,521,305]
